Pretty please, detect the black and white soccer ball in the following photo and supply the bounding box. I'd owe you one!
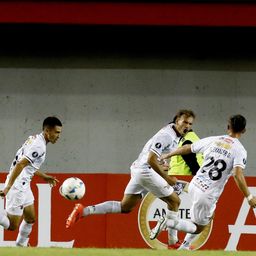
[59,177,86,200]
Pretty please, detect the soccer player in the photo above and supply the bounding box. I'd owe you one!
[66,109,195,247]
[150,114,256,250]
[0,116,62,247]
[167,128,203,249]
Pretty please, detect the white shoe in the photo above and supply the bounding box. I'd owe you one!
[149,216,167,240]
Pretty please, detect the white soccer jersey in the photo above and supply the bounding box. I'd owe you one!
[5,133,47,191]
[191,135,247,198]
[132,124,181,169]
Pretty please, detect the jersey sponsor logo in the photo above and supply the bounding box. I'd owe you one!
[155,143,162,149]
[138,180,213,250]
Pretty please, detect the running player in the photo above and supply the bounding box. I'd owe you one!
[167,127,203,249]
[150,114,256,250]
[0,116,62,247]
[66,109,196,248]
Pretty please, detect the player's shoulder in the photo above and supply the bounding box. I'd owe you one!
[28,133,46,148]
[199,135,220,143]
[234,139,247,153]
[161,124,180,141]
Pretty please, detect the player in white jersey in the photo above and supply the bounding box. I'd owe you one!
[0,116,62,247]
[150,114,256,250]
[65,109,195,247]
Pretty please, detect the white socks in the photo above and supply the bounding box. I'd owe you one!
[83,201,121,216]
[166,218,197,233]
[183,233,197,245]
[166,210,178,245]
[178,233,198,250]
[16,220,33,247]
[0,211,10,230]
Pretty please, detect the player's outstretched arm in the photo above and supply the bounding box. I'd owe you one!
[35,170,59,187]
[233,166,256,208]
[160,144,192,161]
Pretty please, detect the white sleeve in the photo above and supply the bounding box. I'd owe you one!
[150,134,171,157]
[233,148,247,169]
[23,144,44,169]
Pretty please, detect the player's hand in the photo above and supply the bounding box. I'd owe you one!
[173,181,188,195]
[0,187,10,198]
[159,159,169,171]
[0,190,5,198]
[248,196,256,208]
[44,175,59,187]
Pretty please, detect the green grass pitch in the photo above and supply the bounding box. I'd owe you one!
[0,248,255,256]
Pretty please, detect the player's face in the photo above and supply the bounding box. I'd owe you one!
[175,115,194,136]
[46,126,62,144]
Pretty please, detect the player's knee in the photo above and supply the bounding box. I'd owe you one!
[120,204,133,213]
[121,207,132,214]
[24,218,36,224]
[8,222,19,231]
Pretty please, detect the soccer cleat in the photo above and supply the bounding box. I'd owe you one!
[66,203,84,228]
[168,240,183,249]
[177,241,193,250]
[149,216,167,240]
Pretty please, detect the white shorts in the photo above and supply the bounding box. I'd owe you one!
[188,182,217,226]
[6,186,34,216]
[124,164,174,198]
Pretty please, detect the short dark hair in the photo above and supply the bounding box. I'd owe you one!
[172,109,196,123]
[43,116,62,130]
[229,114,246,133]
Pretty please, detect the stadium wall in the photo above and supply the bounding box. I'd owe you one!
[0,67,256,175]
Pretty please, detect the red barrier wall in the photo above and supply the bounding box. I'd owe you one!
[0,173,256,250]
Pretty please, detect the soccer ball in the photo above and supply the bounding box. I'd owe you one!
[59,177,86,200]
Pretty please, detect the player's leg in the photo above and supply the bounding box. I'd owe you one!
[177,233,198,250]
[15,188,35,247]
[140,169,181,243]
[0,210,11,230]
[177,191,216,250]
[150,191,182,241]
[141,170,180,243]
[4,187,25,231]
[5,213,20,230]
[83,193,142,215]
[66,176,144,228]
[16,203,36,247]
[151,183,199,240]
[161,192,180,246]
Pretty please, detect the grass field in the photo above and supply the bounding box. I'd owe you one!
[0,248,255,256]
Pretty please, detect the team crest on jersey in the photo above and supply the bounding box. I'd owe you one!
[155,143,162,149]
[32,152,39,158]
